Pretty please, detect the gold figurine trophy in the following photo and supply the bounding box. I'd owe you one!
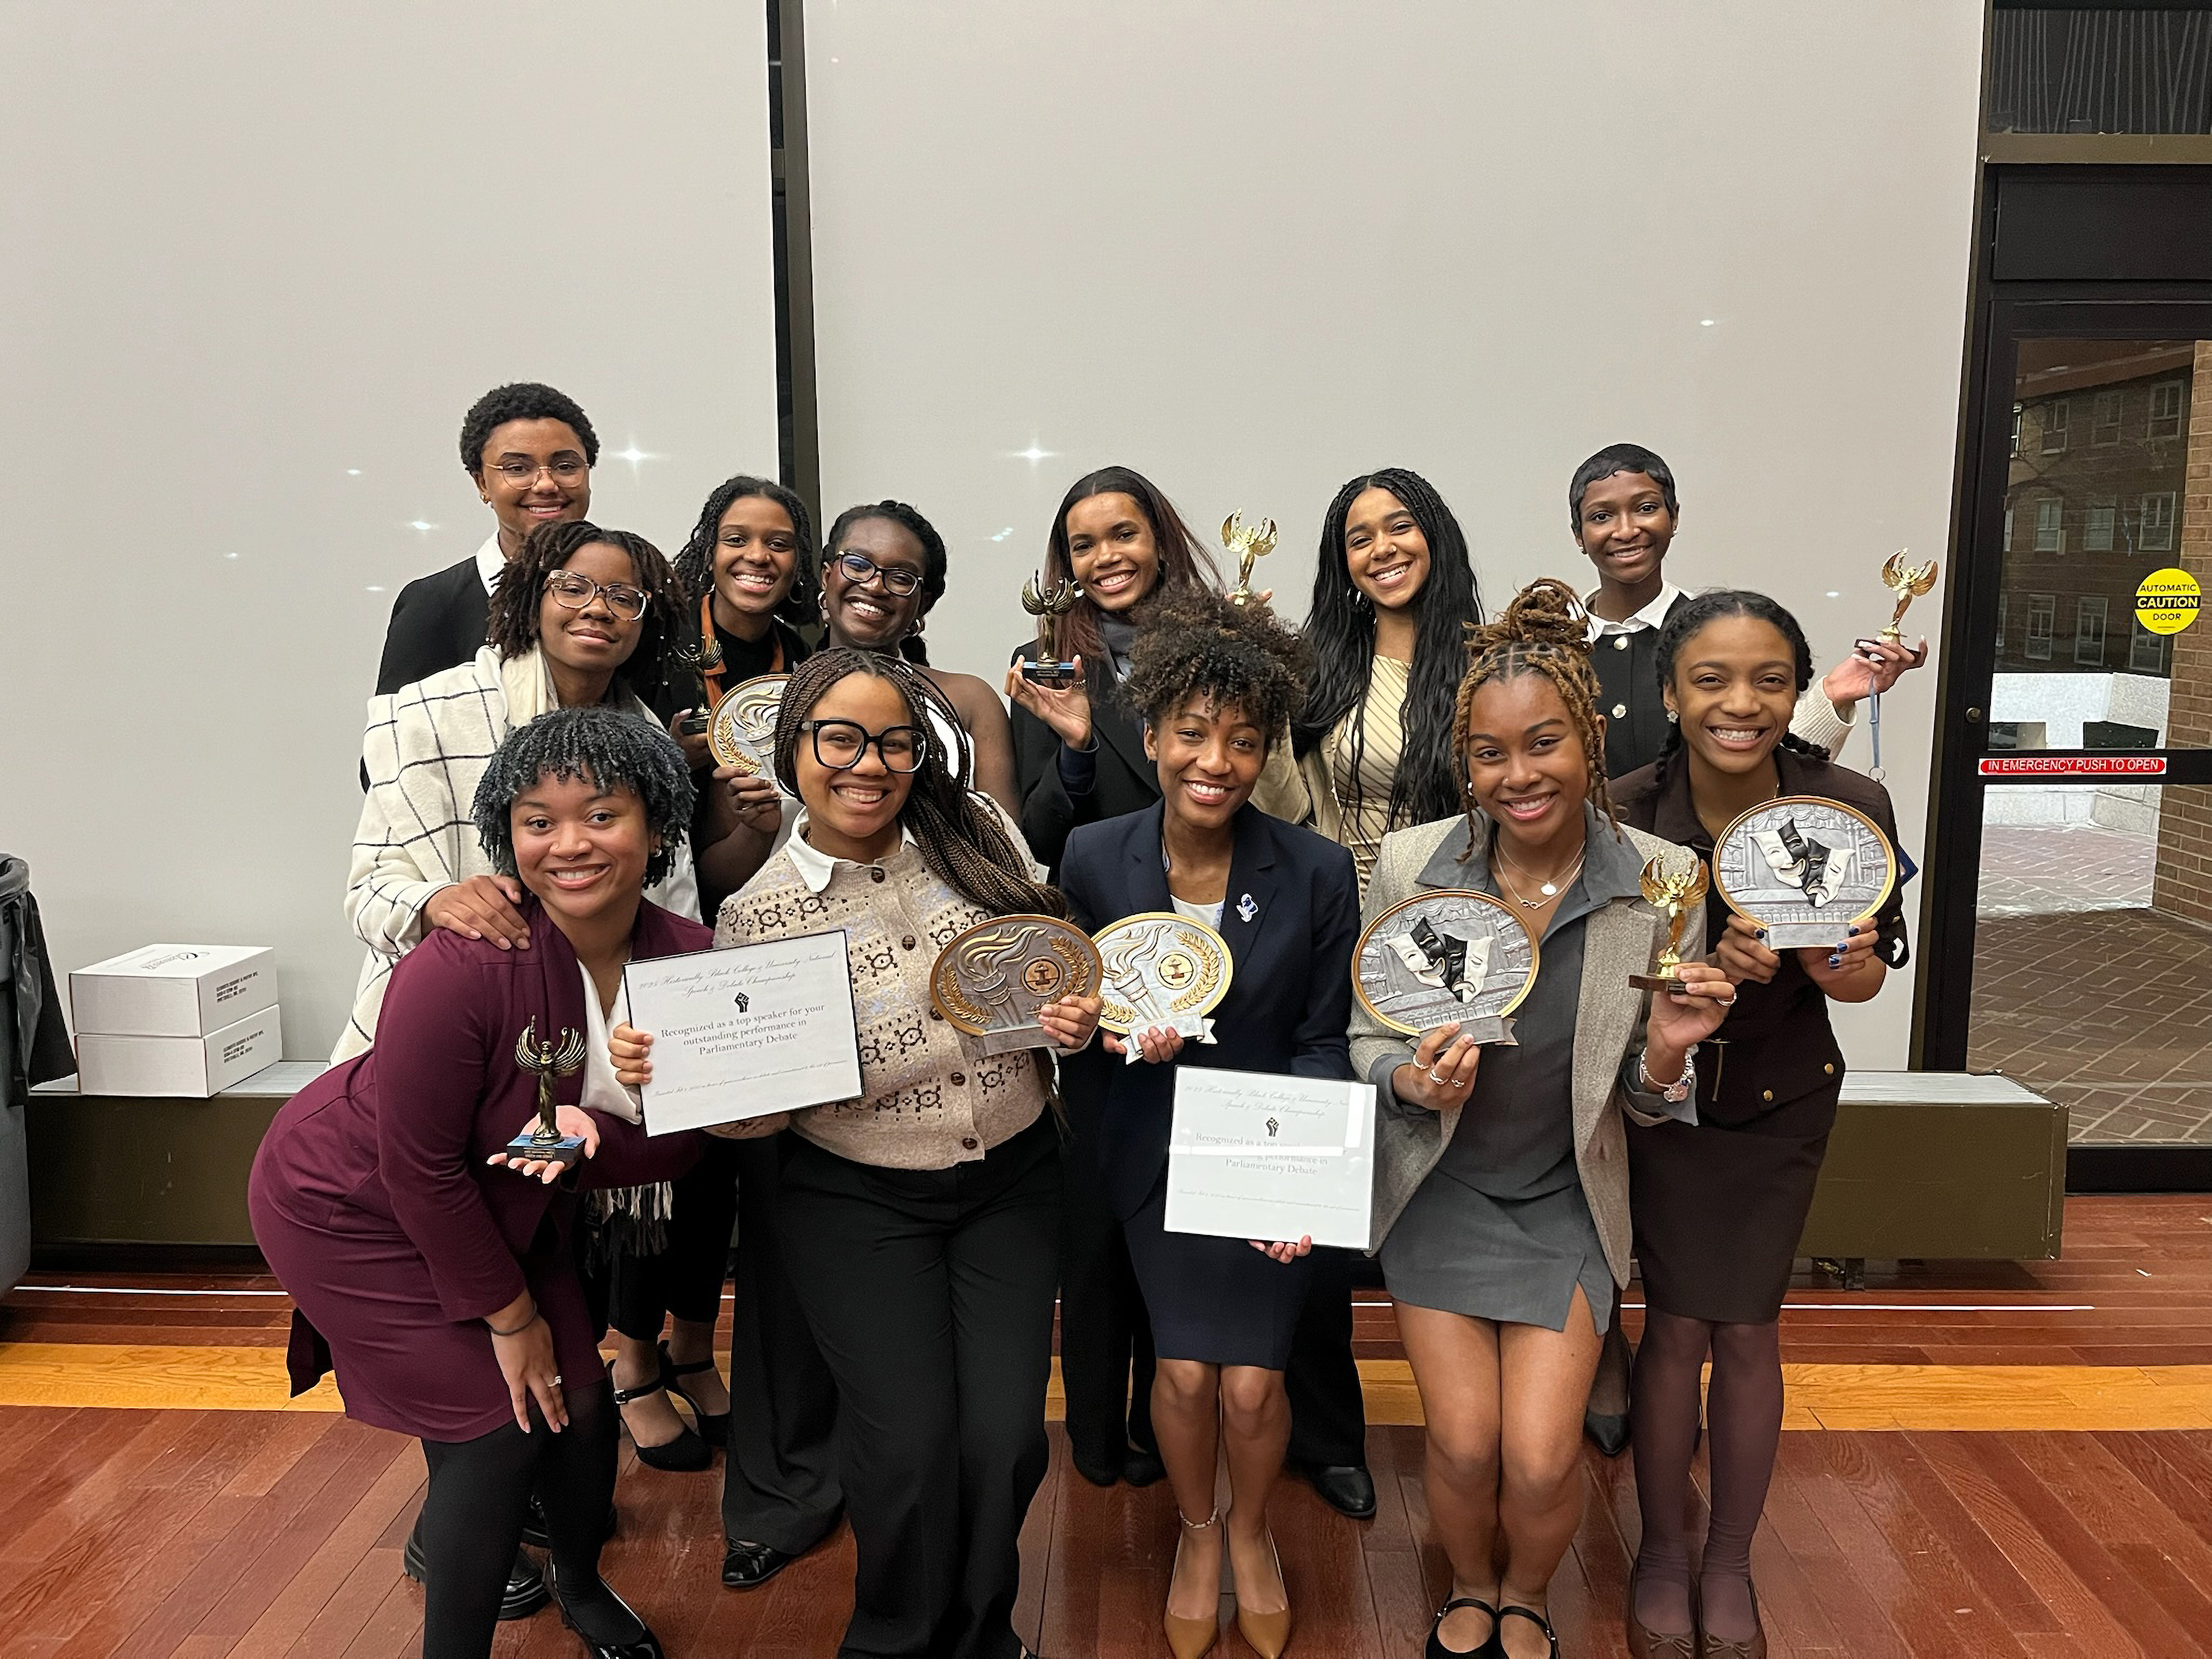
[672,628,724,736]
[1019,573,1083,687]
[1628,857,1709,994]
[506,1017,589,1167]
[1221,511,1277,607]
[1876,550,1939,644]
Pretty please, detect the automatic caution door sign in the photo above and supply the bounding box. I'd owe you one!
[2136,568,2201,636]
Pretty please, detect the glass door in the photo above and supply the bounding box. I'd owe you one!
[1930,300,2212,1187]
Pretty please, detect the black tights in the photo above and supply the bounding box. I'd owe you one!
[1628,1309,1783,1647]
[417,1380,637,1659]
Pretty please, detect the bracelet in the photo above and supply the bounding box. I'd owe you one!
[1638,1046,1697,1104]
[486,1307,538,1338]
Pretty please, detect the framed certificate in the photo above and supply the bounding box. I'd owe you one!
[1163,1068,1376,1250]
[623,932,862,1134]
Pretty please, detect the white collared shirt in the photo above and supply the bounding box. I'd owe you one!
[1583,580,1685,642]
[784,813,919,895]
[473,530,505,597]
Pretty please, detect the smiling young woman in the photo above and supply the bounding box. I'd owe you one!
[1610,591,1908,1659]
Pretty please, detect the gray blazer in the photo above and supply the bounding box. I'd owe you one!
[1353,812,1703,1284]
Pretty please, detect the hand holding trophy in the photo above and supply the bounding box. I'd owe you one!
[1628,857,1709,994]
[1859,549,1939,779]
[1019,572,1082,686]
[1221,511,1277,607]
[671,626,724,737]
[503,1017,588,1169]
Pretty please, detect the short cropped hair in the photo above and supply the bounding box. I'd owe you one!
[471,703,694,889]
[1566,442,1678,533]
[460,382,600,476]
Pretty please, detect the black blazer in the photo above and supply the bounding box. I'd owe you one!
[1009,642,1160,873]
[375,555,493,698]
[1057,803,1360,1221]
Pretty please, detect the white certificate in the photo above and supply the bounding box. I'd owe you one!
[1163,1068,1376,1250]
[623,933,862,1134]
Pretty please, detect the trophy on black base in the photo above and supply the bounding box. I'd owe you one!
[506,1017,588,1168]
[672,626,724,737]
[1019,574,1083,687]
[1628,857,1710,995]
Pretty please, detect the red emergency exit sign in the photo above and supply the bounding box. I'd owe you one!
[1979,756,2168,777]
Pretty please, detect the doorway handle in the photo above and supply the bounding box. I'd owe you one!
[1965,707,1984,724]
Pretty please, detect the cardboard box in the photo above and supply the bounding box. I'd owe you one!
[75,1004,284,1098]
[70,944,276,1037]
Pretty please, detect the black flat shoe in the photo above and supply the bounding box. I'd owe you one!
[545,1560,664,1659]
[522,1496,620,1550]
[1425,1595,1500,1659]
[609,1359,711,1472]
[1498,1604,1559,1659]
[1583,1407,1631,1458]
[659,1340,731,1448]
[722,1538,799,1589]
[1122,1444,1166,1487]
[1286,1457,1376,1519]
[401,1525,549,1621]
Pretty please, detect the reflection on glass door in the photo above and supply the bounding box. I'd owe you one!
[1967,338,2212,1151]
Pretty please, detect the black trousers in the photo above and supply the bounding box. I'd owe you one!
[1060,1149,1367,1470]
[781,1116,1061,1659]
[722,1133,844,1554]
[607,1137,740,1339]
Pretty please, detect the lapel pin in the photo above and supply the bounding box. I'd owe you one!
[1237,893,1257,923]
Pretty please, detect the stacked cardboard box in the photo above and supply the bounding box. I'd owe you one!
[69,945,281,1096]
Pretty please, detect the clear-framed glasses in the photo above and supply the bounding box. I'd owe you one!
[832,551,923,596]
[493,457,588,485]
[543,569,649,621]
[801,718,928,773]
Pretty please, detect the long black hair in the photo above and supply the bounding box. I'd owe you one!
[1649,588,1830,790]
[672,474,815,636]
[1293,467,1483,830]
[1039,465,1220,670]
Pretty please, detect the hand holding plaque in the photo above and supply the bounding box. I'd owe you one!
[1094,913,1233,1064]
[1354,889,1537,1046]
[1628,857,1709,995]
[931,915,1103,1054]
[1712,795,1895,950]
[709,673,789,783]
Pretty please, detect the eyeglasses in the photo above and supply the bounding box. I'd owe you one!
[492,458,588,484]
[800,718,928,773]
[543,570,649,620]
[831,551,922,597]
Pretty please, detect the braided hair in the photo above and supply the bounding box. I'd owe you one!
[1294,467,1483,830]
[772,649,1069,921]
[672,474,815,634]
[1123,589,1311,741]
[472,704,695,889]
[1452,578,1615,859]
[1649,589,1831,791]
[1566,441,1679,534]
[1040,466,1221,671]
[459,381,598,474]
[485,519,684,703]
[825,499,946,665]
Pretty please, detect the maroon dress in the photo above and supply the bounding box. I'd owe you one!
[249,898,707,1442]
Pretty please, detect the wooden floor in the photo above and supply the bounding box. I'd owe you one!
[3,1194,2211,1657]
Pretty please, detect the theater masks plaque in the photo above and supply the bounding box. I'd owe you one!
[1353,889,1537,1046]
[1712,795,1895,950]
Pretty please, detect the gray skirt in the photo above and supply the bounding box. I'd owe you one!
[1380,1167,1614,1334]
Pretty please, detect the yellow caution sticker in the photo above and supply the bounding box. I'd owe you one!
[2136,567,2201,636]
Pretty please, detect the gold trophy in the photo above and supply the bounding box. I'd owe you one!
[672,628,723,736]
[1628,857,1710,994]
[1019,572,1082,687]
[1221,511,1277,607]
[505,1017,588,1167]
[1877,550,1939,644]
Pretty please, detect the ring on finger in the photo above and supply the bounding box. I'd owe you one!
[1426,1068,1450,1084]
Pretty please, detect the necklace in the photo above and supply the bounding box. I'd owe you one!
[1494,843,1586,909]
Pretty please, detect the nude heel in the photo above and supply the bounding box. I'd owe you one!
[1164,1507,1221,1659]
[1233,1531,1292,1659]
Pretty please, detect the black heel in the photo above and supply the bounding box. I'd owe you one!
[1497,1604,1559,1659]
[544,1558,665,1659]
[658,1340,731,1448]
[1425,1595,1501,1659]
[607,1359,710,1471]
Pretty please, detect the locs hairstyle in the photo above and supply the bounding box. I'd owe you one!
[771,649,1069,922]
[1039,465,1221,672]
[1122,588,1311,744]
[1648,588,1828,790]
[1452,578,1616,858]
[1565,441,1679,533]
[1294,467,1484,830]
[459,381,600,474]
[824,500,949,666]
[672,474,817,633]
[485,518,684,702]
[472,703,695,890]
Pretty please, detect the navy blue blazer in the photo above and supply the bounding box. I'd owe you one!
[1058,802,1360,1222]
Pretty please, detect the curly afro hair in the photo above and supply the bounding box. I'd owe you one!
[1121,590,1312,744]
[472,703,695,890]
[459,382,599,476]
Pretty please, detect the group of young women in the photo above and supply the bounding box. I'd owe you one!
[251,380,1922,1659]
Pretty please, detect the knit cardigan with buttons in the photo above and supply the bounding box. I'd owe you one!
[714,841,1050,1171]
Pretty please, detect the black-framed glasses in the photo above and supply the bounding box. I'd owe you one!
[493,457,588,484]
[801,718,928,773]
[543,570,649,620]
[831,551,922,596]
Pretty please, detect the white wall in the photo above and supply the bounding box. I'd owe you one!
[805,0,1984,1066]
[1,4,781,1057]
